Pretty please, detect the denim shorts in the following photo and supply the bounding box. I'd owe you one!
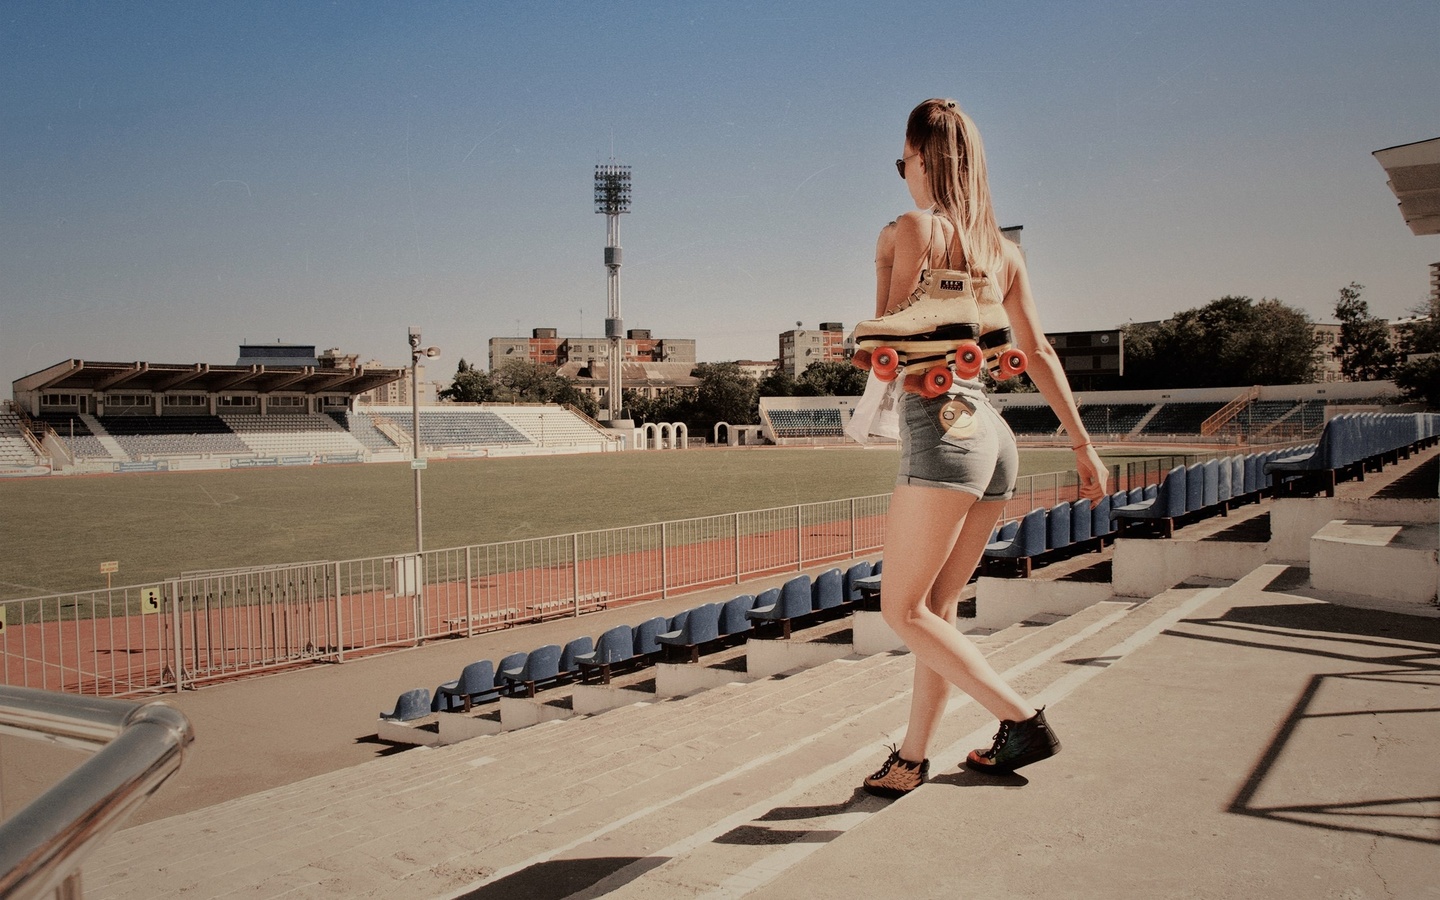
[896,386,1018,500]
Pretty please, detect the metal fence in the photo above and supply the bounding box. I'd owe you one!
[0,455,1241,699]
[0,494,893,698]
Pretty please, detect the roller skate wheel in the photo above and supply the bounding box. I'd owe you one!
[954,342,984,379]
[872,347,901,381]
[919,367,953,398]
[997,349,1028,379]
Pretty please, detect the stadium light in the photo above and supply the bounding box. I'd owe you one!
[595,163,631,423]
[408,327,440,555]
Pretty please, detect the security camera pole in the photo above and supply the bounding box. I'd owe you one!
[408,327,440,553]
[595,163,631,421]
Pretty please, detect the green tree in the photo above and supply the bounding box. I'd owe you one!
[757,367,797,397]
[438,358,495,403]
[1392,355,1440,409]
[489,360,599,418]
[796,360,869,396]
[1120,295,1317,389]
[688,362,759,435]
[1333,282,1397,381]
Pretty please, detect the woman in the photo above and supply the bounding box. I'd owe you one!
[861,98,1107,797]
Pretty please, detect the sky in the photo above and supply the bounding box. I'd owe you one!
[3,0,1438,387]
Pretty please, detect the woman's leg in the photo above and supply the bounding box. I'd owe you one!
[897,498,1009,762]
[883,486,1036,762]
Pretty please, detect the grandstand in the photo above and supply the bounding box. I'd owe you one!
[8,358,624,474]
[759,381,1402,447]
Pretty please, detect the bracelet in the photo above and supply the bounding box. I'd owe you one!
[1071,441,1093,451]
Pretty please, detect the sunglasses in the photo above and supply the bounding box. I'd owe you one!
[895,153,919,179]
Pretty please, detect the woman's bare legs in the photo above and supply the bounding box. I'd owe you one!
[882,485,1036,763]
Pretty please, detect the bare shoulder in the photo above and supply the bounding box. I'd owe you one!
[998,236,1030,290]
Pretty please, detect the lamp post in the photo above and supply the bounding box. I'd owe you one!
[408,327,441,553]
[595,163,631,422]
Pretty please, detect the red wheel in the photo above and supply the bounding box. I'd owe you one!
[871,347,900,381]
[997,348,1028,379]
[851,348,872,370]
[954,342,983,379]
[919,367,953,398]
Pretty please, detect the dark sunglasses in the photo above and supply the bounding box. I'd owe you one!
[895,153,919,179]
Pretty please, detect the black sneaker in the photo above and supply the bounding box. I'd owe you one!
[862,744,930,797]
[964,707,1061,775]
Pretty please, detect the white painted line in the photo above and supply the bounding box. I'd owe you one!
[699,587,1227,900]
[436,599,1152,900]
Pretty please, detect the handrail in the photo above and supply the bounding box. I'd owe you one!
[0,686,193,900]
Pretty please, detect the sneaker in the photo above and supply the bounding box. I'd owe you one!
[964,707,1061,775]
[862,744,930,798]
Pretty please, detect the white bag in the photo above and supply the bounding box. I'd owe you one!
[845,370,902,445]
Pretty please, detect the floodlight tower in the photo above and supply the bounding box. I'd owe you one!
[594,163,632,422]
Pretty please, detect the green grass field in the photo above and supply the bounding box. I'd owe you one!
[0,446,1171,601]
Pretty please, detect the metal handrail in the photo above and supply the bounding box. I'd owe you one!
[0,686,193,900]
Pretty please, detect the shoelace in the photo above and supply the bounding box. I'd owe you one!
[870,744,902,779]
[981,721,1012,760]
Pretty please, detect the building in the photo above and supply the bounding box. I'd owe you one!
[735,360,780,381]
[489,328,695,372]
[778,323,847,378]
[555,361,700,408]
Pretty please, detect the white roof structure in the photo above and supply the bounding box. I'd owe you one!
[1373,136,1440,236]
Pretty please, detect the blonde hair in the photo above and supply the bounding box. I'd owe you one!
[905,98,1003,277]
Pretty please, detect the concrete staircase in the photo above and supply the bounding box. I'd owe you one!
[87,583,1219,900]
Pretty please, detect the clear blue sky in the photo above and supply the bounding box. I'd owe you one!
[3,1,1437,385]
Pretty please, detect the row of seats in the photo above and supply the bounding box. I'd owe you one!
[380,560,882,722]
[1265,412,1440,497]
[766,409,845,438]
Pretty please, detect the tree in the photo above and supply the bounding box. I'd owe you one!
[1333,282,1397,381]
[757,367,797,397]
[438,358,495,403]
[1119,295,1318,389]
[796,360,868,396]
[489,360,599,418]
[1392,355,1440,409]
[688,362,759,435]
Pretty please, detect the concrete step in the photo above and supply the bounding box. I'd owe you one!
[1309,519,1438,609]
[85,596,1156,900]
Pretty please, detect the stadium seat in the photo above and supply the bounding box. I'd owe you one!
[1112,465,1187,538]
[1070,498,1092,547]
[559,637,594,677]
[432,660,496,713]
[811,568,845,614]
[1202,459,1220,511]
[576,625,635,685]
[501,644,562,698]
[1046,502,1071,552]
[633,617,668,660]
[1185,463,1205,513]
[719,595,757,638]
[843,561,873,603]
[380,688,431,722]
[656,602,723,663]
[746,575,812,638]
[982,507,1047,577]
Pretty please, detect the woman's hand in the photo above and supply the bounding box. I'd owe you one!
[1075,445,1107,502]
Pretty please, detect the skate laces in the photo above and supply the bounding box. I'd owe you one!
[981,721,1012,759]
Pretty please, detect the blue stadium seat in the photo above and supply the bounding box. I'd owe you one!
[1112,465,1187,538]
[633,617,668,659]
[433,660,496,713]
[983,507,1047,577]
[576,625,635,684]
[501,644,562,698]
[811,568,845,613]
[657,602,723,662]
[381,688,432,722]
[1046,503,1071,552]
[843,561,873,603]
[1070,498,1092,546]
[746,575,812,638]
[719,594,758,637]
[559,637,594,677]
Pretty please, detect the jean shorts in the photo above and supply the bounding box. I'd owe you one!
[896,386,1018,500]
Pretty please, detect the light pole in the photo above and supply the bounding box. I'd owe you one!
[595,163,631,422]
[408,327,441,553]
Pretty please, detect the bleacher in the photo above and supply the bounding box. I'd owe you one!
[99,415,251,459]
[327,411,400,453]
[489,406,615,448]
[33,413,111,460]
[0,407,41,467]
[383,408,533,448]
[999,404,1061,434]
[1140,401,1227,436]
[221,413,368,458]
[1076,403,1152,436]
[766,407,845,438]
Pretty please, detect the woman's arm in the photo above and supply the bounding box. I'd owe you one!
[999,241,1108,501]
[875,211,931,317]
